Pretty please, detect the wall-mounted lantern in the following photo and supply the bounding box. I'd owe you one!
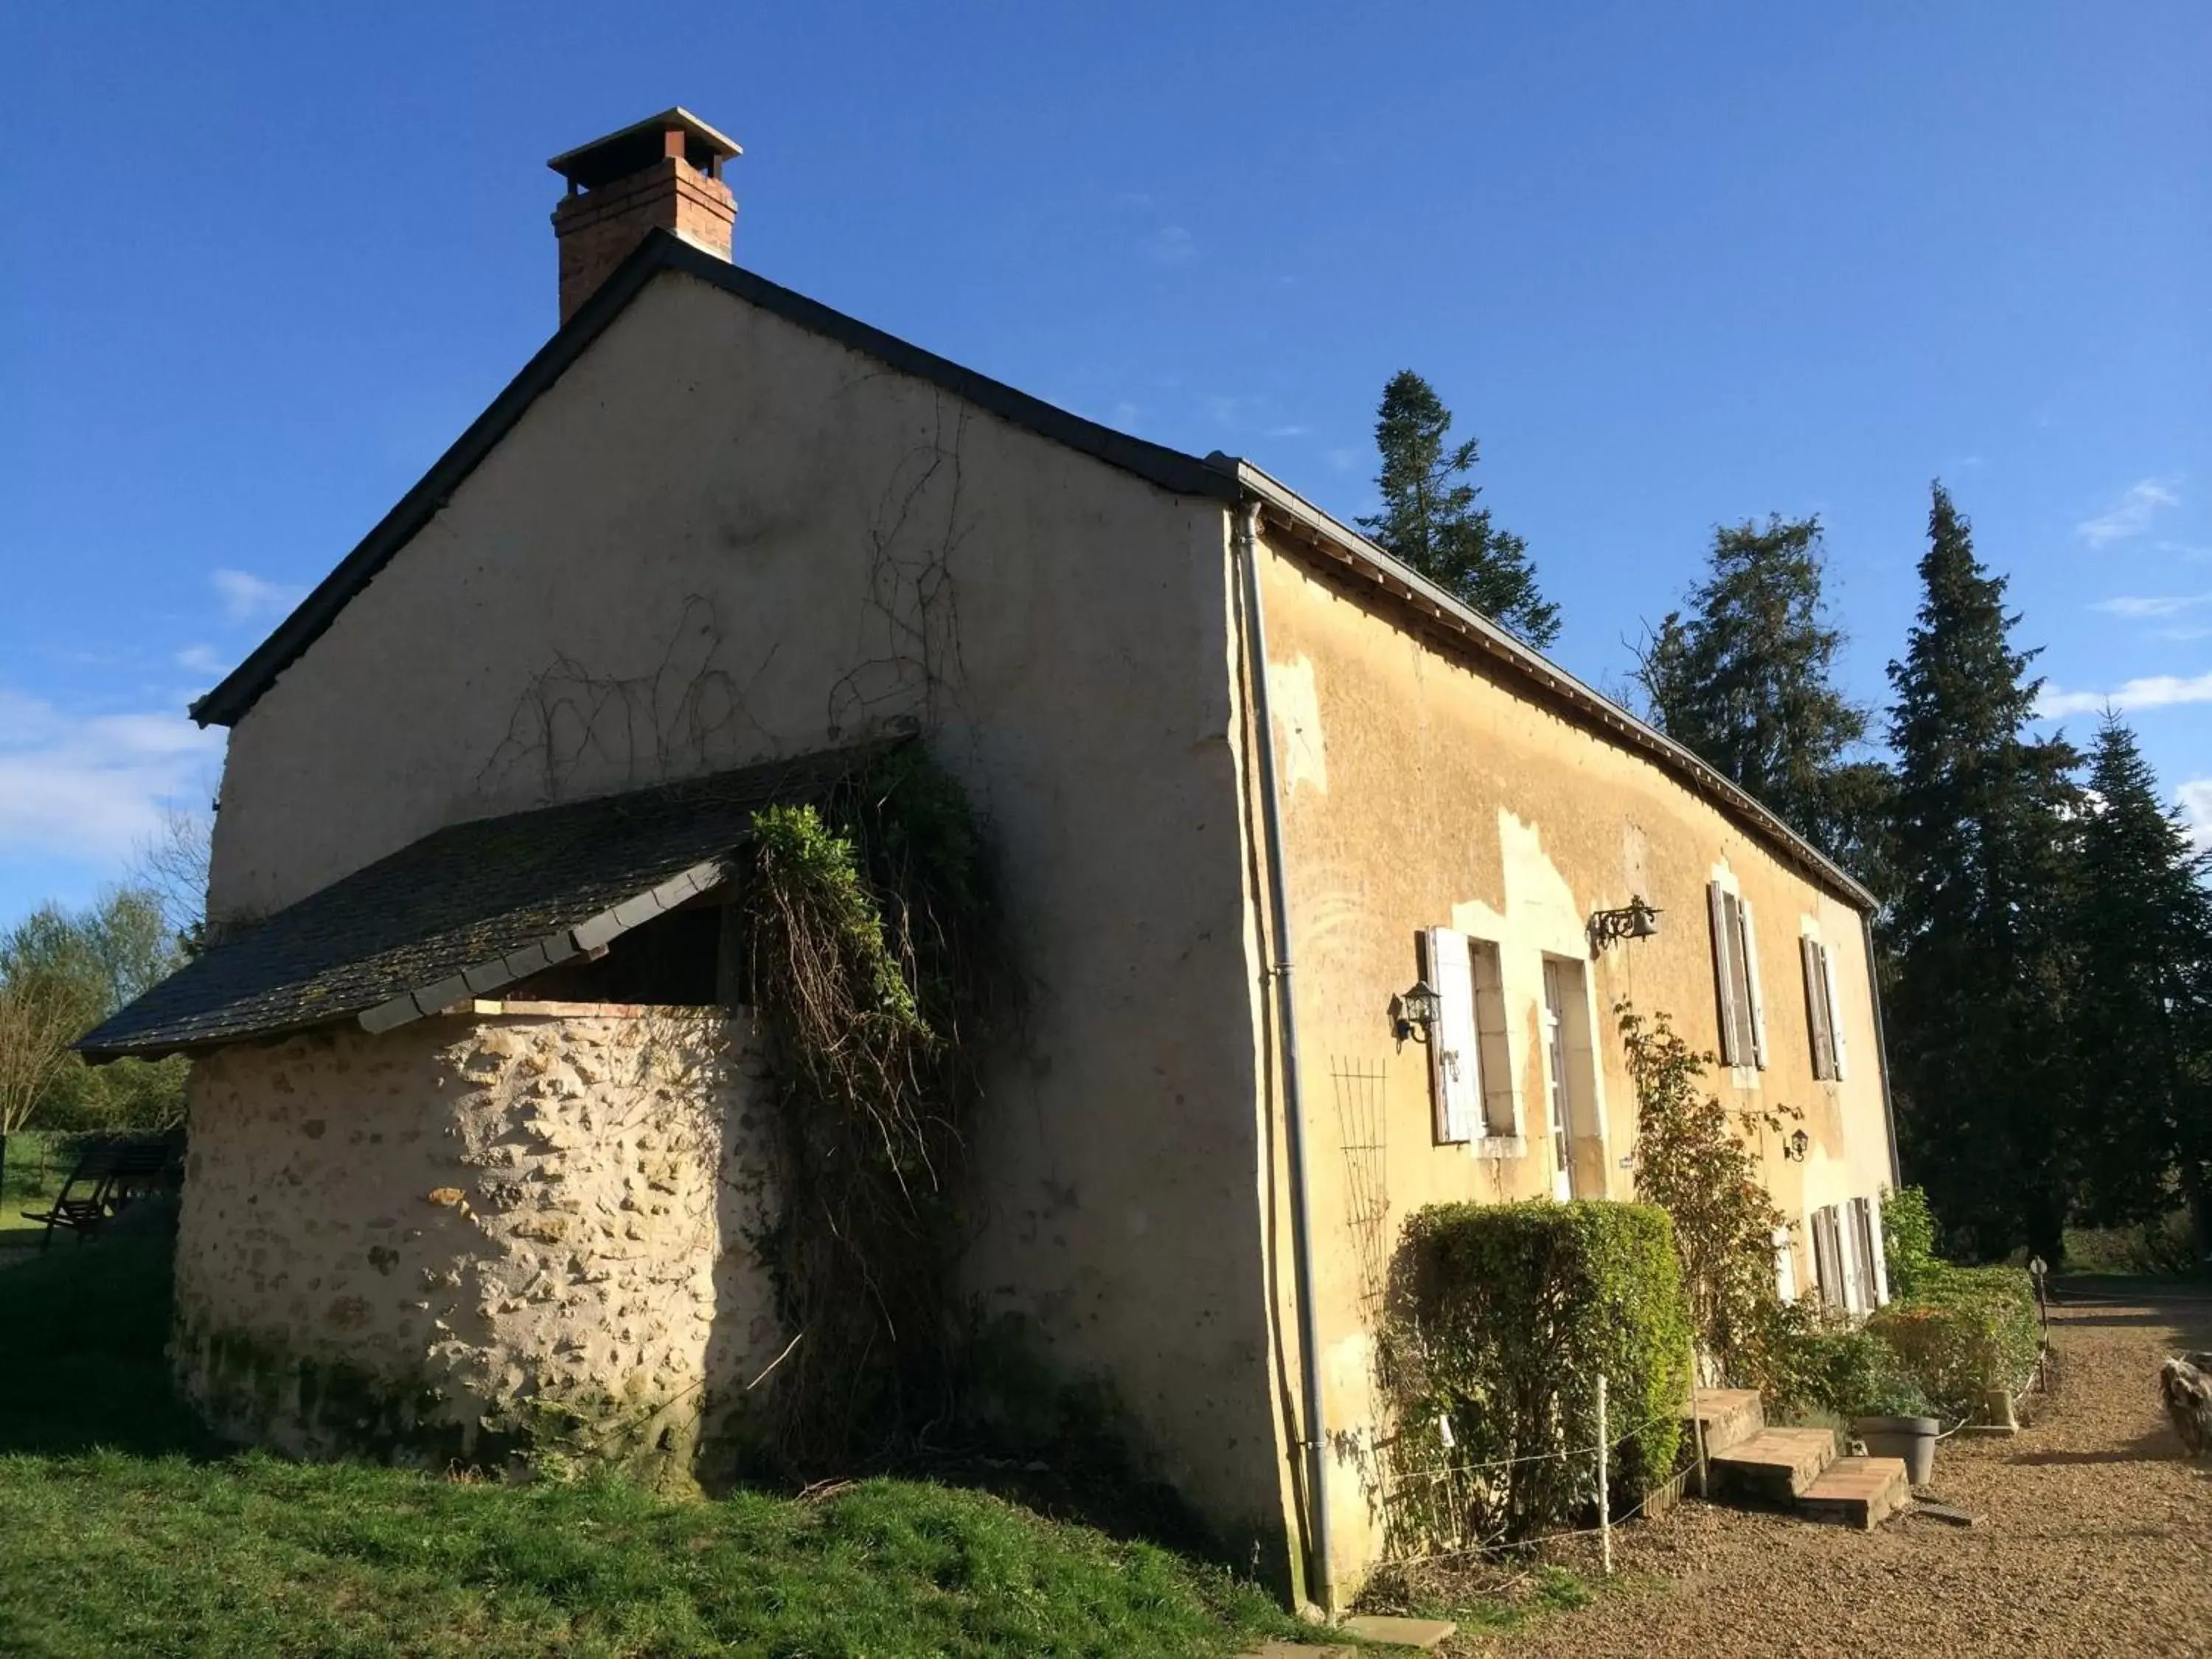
[1587,894,1662,953]
[1390,978,1441,1048]
[1781,1127,1810,1162]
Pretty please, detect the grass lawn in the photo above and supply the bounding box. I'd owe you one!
[0,1237,1300,1658]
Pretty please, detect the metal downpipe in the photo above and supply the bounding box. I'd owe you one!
[1234,498,1335,1613]
[1861,911,1904,1191]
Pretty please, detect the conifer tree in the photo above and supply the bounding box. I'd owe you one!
[1636,514,1891,881]
[2071,714,2212,1242]
[1358,371,1560,647]
[1884,482,2081,1263]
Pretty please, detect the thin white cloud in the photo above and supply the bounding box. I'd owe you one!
[1140,226,1197,266]
[175,644,229,677]
[2076,479,2181,548]
[1264,424,1311,439]
[0,689,224,867]
[1325,446,1362,474]
[212,568,304,622]
[2039,670,2212,718]
[2180,779,2212,853]
[2157,540,2212,562]
[2090,592,2212,620]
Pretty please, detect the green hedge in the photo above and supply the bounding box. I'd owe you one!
[1867,1265,2040,1419]
[1389,1201,1691,1546]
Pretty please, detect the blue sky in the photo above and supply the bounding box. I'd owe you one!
[1,1,2206,930]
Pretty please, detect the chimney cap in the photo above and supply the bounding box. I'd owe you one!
[548,108,742,191]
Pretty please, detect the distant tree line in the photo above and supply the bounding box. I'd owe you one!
[1361,373,2208,1268]
[0,808,207,1135]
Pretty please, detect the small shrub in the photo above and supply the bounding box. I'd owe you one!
[1868,1265,2039,1418]
[1386,1200,1691,1548]
[1765,1308,1932,1421]
[1879,1185,1942,1301]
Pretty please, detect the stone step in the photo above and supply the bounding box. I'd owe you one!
[1709,1426,1836,1503]
[1796,1455,1910,1530]
[1688,1387,1767,1458]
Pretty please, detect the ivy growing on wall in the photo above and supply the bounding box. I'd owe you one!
[739,746,998,1466]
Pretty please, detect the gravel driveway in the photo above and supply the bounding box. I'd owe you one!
[1463,1292,2212,1658]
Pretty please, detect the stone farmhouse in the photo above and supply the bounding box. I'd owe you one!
[83,109,1899,1607]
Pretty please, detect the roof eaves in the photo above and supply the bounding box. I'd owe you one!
[353,855,731,1037]
[1226,459,1878,913]
[192,232,1235,729]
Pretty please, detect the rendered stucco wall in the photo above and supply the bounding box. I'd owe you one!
[174,1009,779,1483]
[202,272,1284,1560]
[1244,529,1896,1589]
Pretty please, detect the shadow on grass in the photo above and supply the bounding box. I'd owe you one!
[0,1233,1250,1576]
[0,1230,221,1461]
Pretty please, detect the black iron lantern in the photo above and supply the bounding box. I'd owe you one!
[1390,978,1441,1046]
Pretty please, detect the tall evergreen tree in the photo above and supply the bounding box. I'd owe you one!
[1884,482,2082,1264]
[2071,714,2212,1243]
[1358,371,1560,647]
[1635,514,1892,881]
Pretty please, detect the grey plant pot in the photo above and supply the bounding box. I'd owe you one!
[1854,1414,1939,1486]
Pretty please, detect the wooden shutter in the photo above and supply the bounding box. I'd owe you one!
[1820,940,1850,1081]
[1840,1201,1869,1314]
[1708,883,1742,1065]
[1425,928,1480,1144]
[1865,1192,1891,1305]
[1802,937,1835,1080]
[1738,897,1768,1068]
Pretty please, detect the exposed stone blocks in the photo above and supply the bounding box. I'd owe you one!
[173,1009,783,1486]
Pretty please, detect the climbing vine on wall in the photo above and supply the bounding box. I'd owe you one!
[740,745,996,1464]
[1618,998,1800,1389]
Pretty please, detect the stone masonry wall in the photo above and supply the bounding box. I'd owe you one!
[173,1008,782,1486]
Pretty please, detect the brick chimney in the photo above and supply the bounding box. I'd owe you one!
[549,108,741,326]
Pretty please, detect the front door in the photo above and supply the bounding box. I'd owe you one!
[1542,959,1575,1200]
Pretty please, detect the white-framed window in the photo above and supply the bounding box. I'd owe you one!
[1800,933,1850,1082]
[1420,928,1515,1144]
[1707,882,1767,1069]
[1773,1224,1798,1304]
[1467,937,1517,1137]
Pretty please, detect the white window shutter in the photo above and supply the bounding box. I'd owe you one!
[1708,883,1741,1065]
[1820,940,1850,1081]
[1425,928,1481,1144]
[1865,1192,1891,1306]
[1840,1201,1868,1315]
[1773,1225,1797,1303]
[1738,897,1769,1068]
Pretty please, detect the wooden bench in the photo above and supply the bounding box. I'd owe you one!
[24,1133,184,1249]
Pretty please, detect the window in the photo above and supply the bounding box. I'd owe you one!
[1468,939,1516,1136]
[1800,935,1850,1081]
[1809,1199,1888,1312]
[1420,928,1516,1143]
[1773,1225,1798,1303]
[1706,883,1767,1068]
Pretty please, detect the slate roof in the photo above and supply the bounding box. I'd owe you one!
[77,743,891,1062]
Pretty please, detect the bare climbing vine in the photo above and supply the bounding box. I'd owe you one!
[826,394,977,742]
[478,595,779,801]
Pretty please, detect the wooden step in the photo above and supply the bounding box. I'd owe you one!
[1796,1455,1910,1530]
[1688,1387,1766,1458]
[1709,1426,1836,1503]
